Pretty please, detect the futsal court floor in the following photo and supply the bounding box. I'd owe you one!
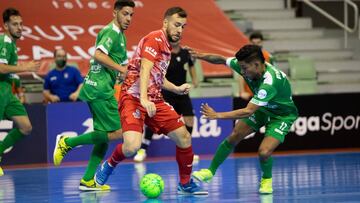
[1,151,359,203]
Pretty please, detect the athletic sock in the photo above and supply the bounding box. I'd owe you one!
[260,156,273,179]
[209,139,234,175]
[176,145,194,185]
[65,131,108,148]
[0,128,25,155]
[82,143,108,181]
[108,143,126,167]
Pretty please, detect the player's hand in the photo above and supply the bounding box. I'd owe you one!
[69,92,79,101]
[50,95,60,103]
[200,103,218,119]
[23,60,41,72]
[141,98,156,117]
[176,83,191,95]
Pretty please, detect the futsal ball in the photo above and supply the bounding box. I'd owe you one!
[139,173,164,199]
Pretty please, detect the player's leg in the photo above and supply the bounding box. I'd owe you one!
[95,95,145,185]
[258,114,297,194]
[134,126,153,162]
[95,130,143,186]
[0,94,30,176]
[192,120,255,183]
[0,98,30,175]
[153,101,206,195]
[0,94,31,154]
[258,136,280,194]
[53,98,121,166]
[79,142,110,191]
[79,98,122,191]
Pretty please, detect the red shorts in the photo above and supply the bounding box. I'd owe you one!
[119,93,184,134]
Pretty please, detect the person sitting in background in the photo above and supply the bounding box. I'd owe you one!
[43,48,83,103]
[9,73,26,103]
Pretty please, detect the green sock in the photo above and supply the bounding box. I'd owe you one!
[0,128,25,155]
[209,139,234,175]
[260,156,273,179]
[65,131,108,148]
[83,143,108,181]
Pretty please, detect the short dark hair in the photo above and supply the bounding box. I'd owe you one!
[114,0,135,10]
[164,7,187,19]
[3,8,21,23]
[249,31,264,41]
[235,45,265,64]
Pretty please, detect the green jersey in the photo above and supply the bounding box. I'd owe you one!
[227,57,298,118]
[0,34,18,87]
[80,23,128,101]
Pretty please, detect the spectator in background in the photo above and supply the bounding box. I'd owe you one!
[43,48,83,102]
[9,73,26,103]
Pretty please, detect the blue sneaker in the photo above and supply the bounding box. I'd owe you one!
[95,161,114,186]
[177,179,208,195]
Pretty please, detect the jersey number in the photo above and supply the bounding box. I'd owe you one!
[279,122,287,131]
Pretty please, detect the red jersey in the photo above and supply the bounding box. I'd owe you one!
[122,29,171,101]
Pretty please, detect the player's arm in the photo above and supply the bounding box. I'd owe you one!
[0,61,40,74]
[69,68,84,101]
[140,58,156,117]
[93,50,127,74]
[186,47,226,65]
[69,84,83,102]
[162,78,191,95]
[201,102,259,120]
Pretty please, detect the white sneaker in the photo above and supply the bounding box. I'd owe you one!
[134,149,147,162]
[193,154,200,165]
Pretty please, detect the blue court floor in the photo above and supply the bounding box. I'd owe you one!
[1,152,360,203]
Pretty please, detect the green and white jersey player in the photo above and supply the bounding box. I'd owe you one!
[0,8,40,176]
[53,0,135,191]
[188,45,298,194]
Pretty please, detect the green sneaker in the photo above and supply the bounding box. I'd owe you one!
[259,178,273,194]
[53,135,72,166]
[192,169,213,183]
[0,156,3,176]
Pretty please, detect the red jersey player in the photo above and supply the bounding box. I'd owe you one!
[95,7,208,195]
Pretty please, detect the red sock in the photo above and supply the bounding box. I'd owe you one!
[108,143,126,167]
[176,145,194,185]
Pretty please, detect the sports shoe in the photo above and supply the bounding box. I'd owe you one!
[133,149,147,162]
[0,156,3,176]
[192,169,213,183]
[95,161,114,186]
[177,179,208,195]
[193,154,200,165]
[259,177,273,194]
[53,135,72,166]
[79,179,110,191]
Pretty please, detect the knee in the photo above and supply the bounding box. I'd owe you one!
[258,147,272,160]
[19,123,32,135]
[122,144,140,157]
